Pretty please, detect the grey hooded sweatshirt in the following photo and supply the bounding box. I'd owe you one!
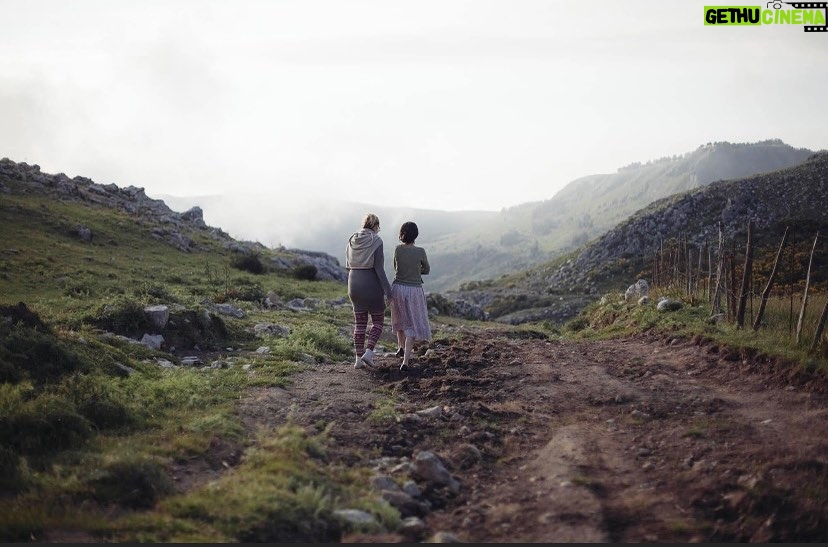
[346,229,382,269]
[346,228,392,297]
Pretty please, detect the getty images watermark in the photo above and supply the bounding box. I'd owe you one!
[704,1,827,31]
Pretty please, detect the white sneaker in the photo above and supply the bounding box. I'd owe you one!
[360,348,375,367]
[354,356,365,369]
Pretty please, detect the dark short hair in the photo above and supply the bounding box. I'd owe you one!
[399,221,419,244]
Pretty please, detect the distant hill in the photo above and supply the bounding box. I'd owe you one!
[4,144,825,329]
[157,193,497,286]
[157,139,817,294]
[425,139,817,291]
[446,150,828,325]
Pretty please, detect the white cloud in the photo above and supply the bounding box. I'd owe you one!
[1,0,825,218]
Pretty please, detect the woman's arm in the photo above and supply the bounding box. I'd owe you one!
[374,243,393,297]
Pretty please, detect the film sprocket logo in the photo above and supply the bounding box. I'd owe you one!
[704,2,827,31]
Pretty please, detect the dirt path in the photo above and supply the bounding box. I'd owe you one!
[236,325,828,542]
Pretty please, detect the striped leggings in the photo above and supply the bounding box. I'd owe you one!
[353,310,385,356]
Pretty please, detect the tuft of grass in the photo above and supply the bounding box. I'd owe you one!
[258,321,353,363]
[119,422,399,543]
[290,323,353,359]
[367,397,398,425]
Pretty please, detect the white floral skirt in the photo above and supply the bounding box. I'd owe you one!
[390,283,432,341]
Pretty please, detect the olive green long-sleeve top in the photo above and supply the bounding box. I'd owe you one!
[393,244,430,286]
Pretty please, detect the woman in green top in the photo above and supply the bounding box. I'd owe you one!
[390,221,432,370]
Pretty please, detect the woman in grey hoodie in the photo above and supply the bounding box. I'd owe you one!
[345,213,392,369]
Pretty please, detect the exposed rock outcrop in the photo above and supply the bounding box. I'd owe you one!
[0,157,348,280]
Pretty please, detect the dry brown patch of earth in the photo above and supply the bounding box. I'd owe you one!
[233,324,828,542]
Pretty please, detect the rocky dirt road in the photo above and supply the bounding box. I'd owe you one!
[234,324,828,543]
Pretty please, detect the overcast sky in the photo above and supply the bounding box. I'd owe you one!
[2,0,826,213]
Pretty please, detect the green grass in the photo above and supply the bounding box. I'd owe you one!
[367,397,399,425]
[2,171,826,542]
[567,289,828,371]
[109,422,399,542]
[0,181,391,542]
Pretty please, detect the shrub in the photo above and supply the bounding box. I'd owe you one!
[162,309,229,351]
[64,283,94,298]
[2,396,93,458]
[426,293,454,315]
[232,254,266,275]
[89,456,174,508]
[230,279,266,302]
[91,296,152,338]
[133,281,177,302]
[78,397,135,431]
[0,326,84,386]
[0,358,22,384]
[292,264,317,281]
[565,317,590,333]
[55,373,137,431]
[0,445,26,493]
[0,302,50,333]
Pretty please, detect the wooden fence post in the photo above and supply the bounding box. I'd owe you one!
[796,232,820,345]
[653,240,660,289]
[711,223,725,316]
[687,244,692,299]
[736,220,754,328]
[753,227,789,331]
[697,243,704,301]
[811,301,828,354]
[672,242,679,290]
[790,228,796,335]
[707,242,713,303]
[728,252,737,321]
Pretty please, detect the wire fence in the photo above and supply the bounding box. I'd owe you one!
[648,222,827,354]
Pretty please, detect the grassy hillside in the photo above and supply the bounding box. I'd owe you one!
[426,139,817,291]
[0,164,400,542]
[448,151,828,338]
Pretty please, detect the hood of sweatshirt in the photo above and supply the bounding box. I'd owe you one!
[346,229,382,269]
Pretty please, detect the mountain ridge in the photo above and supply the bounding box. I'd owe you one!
[450,150,828,325]
[2,138,823,322]
[424,139,818,291]
[152,139,819,294]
